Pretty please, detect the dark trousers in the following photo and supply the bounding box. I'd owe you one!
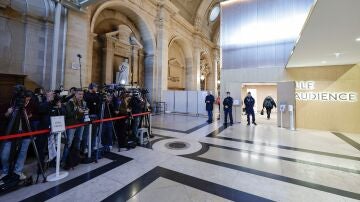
[224,109,233,124]
[247,110,255,124]
[101,122,113,147]
[116,119,127,148]
[266,108,272,119]
[207,110,213,122]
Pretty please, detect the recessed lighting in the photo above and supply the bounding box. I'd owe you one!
[321,61,327,64]
[356,37,360,42]
[334,52,344,58]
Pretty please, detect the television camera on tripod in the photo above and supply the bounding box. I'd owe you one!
[0,85,46,194]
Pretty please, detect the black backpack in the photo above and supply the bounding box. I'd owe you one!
[64,145,82,170]
[264,99,272,108]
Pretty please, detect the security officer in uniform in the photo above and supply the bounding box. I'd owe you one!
[244,92,257,126]
[223,92,233,126]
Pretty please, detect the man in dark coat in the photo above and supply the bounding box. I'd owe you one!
[244,92,257,126]
[205,91,215,123]
[223,92,233,125]
[263,96,277,119]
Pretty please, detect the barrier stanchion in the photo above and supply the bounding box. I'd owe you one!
[47,116,68,181]
[88,124,92,159]
[47,131,68,181]
[0,112,151,141]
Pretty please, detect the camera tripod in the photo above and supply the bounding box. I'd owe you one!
[94,99,118,162]
[1,106,46,190]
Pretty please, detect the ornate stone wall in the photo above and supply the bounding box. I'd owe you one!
[63,0,219,101]
[0,0,66,90]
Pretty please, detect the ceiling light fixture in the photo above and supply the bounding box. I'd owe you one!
[334,52,344,58]
[321,61,327,64]
[356,37,360,42]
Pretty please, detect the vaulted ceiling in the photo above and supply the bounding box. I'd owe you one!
[169,0,203,24]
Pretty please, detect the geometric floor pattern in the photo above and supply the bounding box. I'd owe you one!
[1,114,360,202]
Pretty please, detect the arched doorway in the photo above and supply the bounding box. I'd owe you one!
[168,40,186,90]
[200,51,211,91]
[89,1,156,96]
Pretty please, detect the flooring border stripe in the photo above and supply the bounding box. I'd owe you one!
[153,122,209,134]
[21,153,133,202]
[153,133,360,175]
[189,156,360,200]
[332,132,360,151]
[206,143,360,174]
[102,166,273,202]
[207,125,360,161]
[213,136,360,161]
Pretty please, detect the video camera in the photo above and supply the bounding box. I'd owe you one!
[11,85,27,109]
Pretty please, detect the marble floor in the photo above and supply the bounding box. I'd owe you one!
[1,113,360,202]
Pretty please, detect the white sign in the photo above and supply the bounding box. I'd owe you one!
[296,81,315,90]
[288,105,294,112]
[279,105,286,112]
[295,81,358,102]
[51,116,66,133]
[233,100,240,106]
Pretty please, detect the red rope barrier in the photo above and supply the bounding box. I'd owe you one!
[0,112,151,141]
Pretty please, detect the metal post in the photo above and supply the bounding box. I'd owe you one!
[47,132,68,181]
[50,1,62,89]
[88,124,92,158]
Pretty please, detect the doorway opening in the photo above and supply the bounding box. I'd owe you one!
[241,83,278,126]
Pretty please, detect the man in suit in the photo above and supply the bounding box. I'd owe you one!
[223,92,233,126]
[244,92,257,126]
[205,91,215,123]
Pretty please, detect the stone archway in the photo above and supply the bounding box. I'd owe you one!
[89,0,156,95]
[200,51,211,91]
[167,36,194,90]
[168,36,196,90]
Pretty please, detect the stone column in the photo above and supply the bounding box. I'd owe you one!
[210,49,219,95]
[50,1,62,89]
[155,3,169,102]
[191,34,201,91]
[103,37,114,84]
[139,50,144,87]
[132,46,139,85]
[86,32,97,84]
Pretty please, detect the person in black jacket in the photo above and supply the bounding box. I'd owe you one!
[128,92,144,141]
[205,91,215,123]
[223,92,233,125]
[263,96,277,119]
[244,92,257,125]
[83,83,100,154]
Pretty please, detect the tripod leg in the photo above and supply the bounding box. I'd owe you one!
[23,109,47,182]
[31,138,47,182]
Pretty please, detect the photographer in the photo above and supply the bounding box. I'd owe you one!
[101,93,118,151]
[83,83,100,154]
[37,91,66,168]
[0,90,34,180]
[34,88,46,104]
[64,87,77,103]
[62,89,87,165]
[128,92,144,141]
[114,93,129,148]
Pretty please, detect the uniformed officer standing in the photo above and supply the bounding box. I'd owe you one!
[244,92,257,126]
[223,92,233,125]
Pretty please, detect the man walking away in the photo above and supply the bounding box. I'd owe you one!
[223,92,233,126]
[205,91,215,123]
[244,92,257,126]
[263,96,277,119]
